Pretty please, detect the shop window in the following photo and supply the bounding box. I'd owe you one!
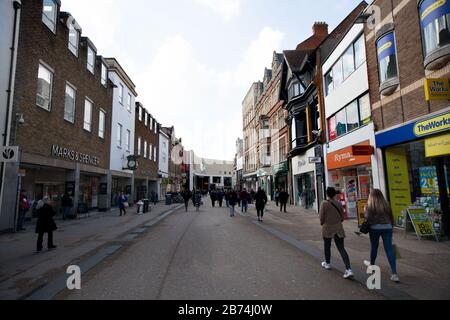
[64,83,76,123]
[342,46,355,79]
[376,31,399,95]
[359,94,371,126]
[324,70,333,96]
[419,0,450,69]
[328,116,337,141]
[335,109,347,137]
[346,101,359,132]
[354,34,366,68]
[36,64,53,111]
[42,0,57,33]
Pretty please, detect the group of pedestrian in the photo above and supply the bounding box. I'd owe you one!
[319,187,399,283]
[209,189,225,208]
[182,188,203,212]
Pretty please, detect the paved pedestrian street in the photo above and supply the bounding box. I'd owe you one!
[56,202,382,300]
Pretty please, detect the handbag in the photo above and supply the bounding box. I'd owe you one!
[123,202,129,208]
[360,221,370,234]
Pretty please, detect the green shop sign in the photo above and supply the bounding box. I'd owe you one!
[272,161,288,175]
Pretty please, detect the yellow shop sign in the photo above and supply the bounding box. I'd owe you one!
[424,78,450,101]
[414,112,450,137]
[425,133,450,157]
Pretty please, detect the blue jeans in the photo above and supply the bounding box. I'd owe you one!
[229,205,235,216]
[63,207,72,220]
[241,200,248,212]
[17,209,27,230]
[369,228,397,274]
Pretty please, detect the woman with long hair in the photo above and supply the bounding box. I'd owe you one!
[364,189,399,283]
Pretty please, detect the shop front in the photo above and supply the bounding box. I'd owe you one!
[272,161,289,199]
[243,173,257,191]
[376,111,450,234]
[257,168,271,197]
[326,141,375,220]
[291,150,319,212]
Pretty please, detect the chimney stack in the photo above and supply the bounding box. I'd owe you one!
[312,22,329,37]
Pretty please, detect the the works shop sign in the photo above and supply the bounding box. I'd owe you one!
[51,145,100,166]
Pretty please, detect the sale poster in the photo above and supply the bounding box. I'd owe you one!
[419,166,439,195]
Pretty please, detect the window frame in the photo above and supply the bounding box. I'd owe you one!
[87,46,95,74]
[36,63,54,111]
[144,140,148,159]
[117,123,123,148]
[376,31,399,85]
[137,137,142,156]
[118,83,124,105]
[127,93,132,112]
[42,0,57,34]
[101,63,108,87]
[126,129,131,152]
[64,82,77,124]
[68,22,79,57]
[99,109,106,139]
[83,98,93,132]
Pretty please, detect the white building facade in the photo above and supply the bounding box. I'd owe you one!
[105,58,137,206]
[158,129,170,199]
[0,0,21,231]
[322,23,380,220]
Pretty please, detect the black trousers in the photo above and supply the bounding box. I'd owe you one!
[120,207,126,216]
[218,200,223,207]
[280,202,287,212]
[257,207,264,218]
[184,201,189,211]
[324,235,351,270]
[37,231,54,250]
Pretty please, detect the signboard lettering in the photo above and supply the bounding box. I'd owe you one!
[51,145,100,166]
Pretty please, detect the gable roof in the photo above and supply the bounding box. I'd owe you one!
[319,1,368,65]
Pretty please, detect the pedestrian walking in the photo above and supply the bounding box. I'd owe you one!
[17,190,30,231]
[118,192,129,216]
[193,189,202,212]
[250,189,256,204]
[228,190,237,217]
[364,189,399,283]
[254,188,268,222]
[319,187,354,279]
[279,189,289,213]
[210,190,217,208]
[217,189,224,207]
[225,190,230,208]
[239,188,249,213]
[182,189,192,212]
[35,197,57,253]
[61,192,73,220]
[153,192,159,205]
[274,189,280,207]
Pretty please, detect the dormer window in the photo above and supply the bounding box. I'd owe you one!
[68,22,79,56]
[42,0,57,33]
[288,82,304,99]
[87,47,95,74]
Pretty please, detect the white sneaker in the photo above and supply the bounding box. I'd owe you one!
[321,262,331,270]
[390,274,400,283]
[343,269,354,279]
[364,260,372,267]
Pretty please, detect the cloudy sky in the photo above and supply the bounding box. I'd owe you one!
[62,0,363,161]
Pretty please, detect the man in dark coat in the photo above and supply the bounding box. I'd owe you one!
[239,188,249,213]
[61,192,73,220]
[279,188,289,213]
[35,198,57,252]
[228,190,238,217]
[182,189,192,212]
[254,188,268,222]
[217,189,224,207]
[210,190,217,207]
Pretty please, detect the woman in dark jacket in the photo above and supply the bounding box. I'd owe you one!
[254,188,268,222]
[35,198,57,252]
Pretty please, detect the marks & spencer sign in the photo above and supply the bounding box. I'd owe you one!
[51,145,100,166]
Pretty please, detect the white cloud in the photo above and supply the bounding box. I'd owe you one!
[193,0,242,21]
[136,27,284,160]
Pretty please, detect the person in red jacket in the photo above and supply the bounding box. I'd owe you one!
[17,190,29,231]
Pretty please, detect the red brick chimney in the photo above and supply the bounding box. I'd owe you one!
[313,22,328,37]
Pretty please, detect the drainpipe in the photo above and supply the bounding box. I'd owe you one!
[0,0,21,210]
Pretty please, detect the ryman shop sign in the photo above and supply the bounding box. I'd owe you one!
[51,145,100,166]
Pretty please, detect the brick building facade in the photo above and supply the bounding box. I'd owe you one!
[363,0,450,235]
[1,0,113,231]
[134,102,160,202]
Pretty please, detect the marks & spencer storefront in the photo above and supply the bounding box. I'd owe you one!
[376,111,450,235]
